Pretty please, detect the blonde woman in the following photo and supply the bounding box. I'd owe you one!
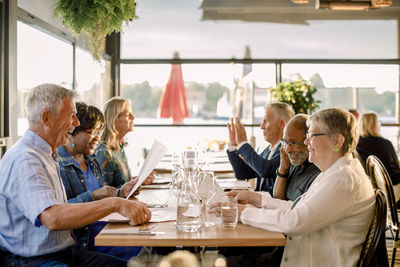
[356,112,400,186]
[95,97,154,188]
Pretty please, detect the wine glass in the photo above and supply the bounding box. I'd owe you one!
[182,148,198,170]
[197,170,217,227]
[171,152,183,196]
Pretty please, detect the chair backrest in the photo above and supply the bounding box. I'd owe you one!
[366,155,399,229]
[357,188,388,267]
[353,150,366,171]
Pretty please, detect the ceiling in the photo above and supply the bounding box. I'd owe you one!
[200,0,400,24]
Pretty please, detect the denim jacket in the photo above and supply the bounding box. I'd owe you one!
[57,145,105,249]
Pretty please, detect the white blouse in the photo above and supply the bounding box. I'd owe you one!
[241,154,375,267]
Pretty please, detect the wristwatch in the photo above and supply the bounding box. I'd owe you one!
[276,169,289,179]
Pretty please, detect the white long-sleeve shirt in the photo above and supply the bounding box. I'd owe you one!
[241,154,375,267]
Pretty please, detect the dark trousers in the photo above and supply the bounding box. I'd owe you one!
[219,246,284,267]
[0,246,126,267]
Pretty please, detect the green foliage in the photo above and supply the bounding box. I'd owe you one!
[271,79,321,114]
[122,82,161,116]
[53,0,137,60]
[204,82,229,112]
[359,89,395,116]
[186,82,229,112]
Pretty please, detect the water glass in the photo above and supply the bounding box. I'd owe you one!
[198,171,218,227]
[171,152,182,193]
[221,196,238,228]
[183,148,198,170]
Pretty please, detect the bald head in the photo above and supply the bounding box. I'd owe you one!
[282,114,309,166]
[285,114,309,136]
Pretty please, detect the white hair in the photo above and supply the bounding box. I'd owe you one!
[266,102,295,123]
[25,83,78,124]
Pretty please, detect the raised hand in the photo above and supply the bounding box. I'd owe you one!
[235,118,247,144]
[227,118,237,146]
[92,186,117,200]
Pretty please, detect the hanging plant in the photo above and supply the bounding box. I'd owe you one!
[53,0,137,60]
[271,79,321,114]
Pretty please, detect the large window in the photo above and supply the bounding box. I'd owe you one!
[17,21,73,136]
[281,64,399,122]
[120,63,275,124]
[16,20,113,138]
[120,63,275,168]
[75,47,112,109]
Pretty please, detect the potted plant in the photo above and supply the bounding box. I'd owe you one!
[271,79,321,114]
[53,0,137,60]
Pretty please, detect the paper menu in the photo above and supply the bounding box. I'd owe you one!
[125,140,167,199]
[99,207,177,223]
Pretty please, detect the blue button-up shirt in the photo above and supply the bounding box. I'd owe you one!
[0,130,75,257]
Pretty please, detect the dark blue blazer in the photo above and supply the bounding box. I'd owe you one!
[227,143,281,194]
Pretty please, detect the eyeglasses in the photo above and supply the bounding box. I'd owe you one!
[280,138,306,148]
[85,129,102,137]
[306,133,326,140]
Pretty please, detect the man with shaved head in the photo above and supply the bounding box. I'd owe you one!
[228,114,320,210]
[273,114,320,202]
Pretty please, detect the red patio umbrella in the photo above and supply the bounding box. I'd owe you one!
[158,52,189,124]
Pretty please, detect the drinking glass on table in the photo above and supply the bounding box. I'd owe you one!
[183,148,198,170]
[197,170,218,227]
[176,163,202,232]
[196,142,209,171]
[171,152,182,194]
[221,195,238,228]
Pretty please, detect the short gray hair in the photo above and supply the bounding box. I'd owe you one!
[266,102,295,123]
[25,83,78,124]
[308,108,359,155]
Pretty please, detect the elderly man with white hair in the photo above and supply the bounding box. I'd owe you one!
[0,84,151,266]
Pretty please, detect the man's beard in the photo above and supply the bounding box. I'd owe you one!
[288,150,309,166]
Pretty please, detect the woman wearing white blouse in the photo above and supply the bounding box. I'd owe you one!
[237,108,375,267]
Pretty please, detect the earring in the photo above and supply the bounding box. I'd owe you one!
[333,147,339,152]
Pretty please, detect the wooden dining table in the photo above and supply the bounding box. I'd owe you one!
[95,221,286,247]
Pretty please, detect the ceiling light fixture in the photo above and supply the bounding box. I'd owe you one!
[292,0,311,4]
[371,0,392,8]
[316,1,371,11]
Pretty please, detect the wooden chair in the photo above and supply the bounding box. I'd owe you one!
[357,189,388,267]
[366,155,398,267]
[353,150,366,171]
